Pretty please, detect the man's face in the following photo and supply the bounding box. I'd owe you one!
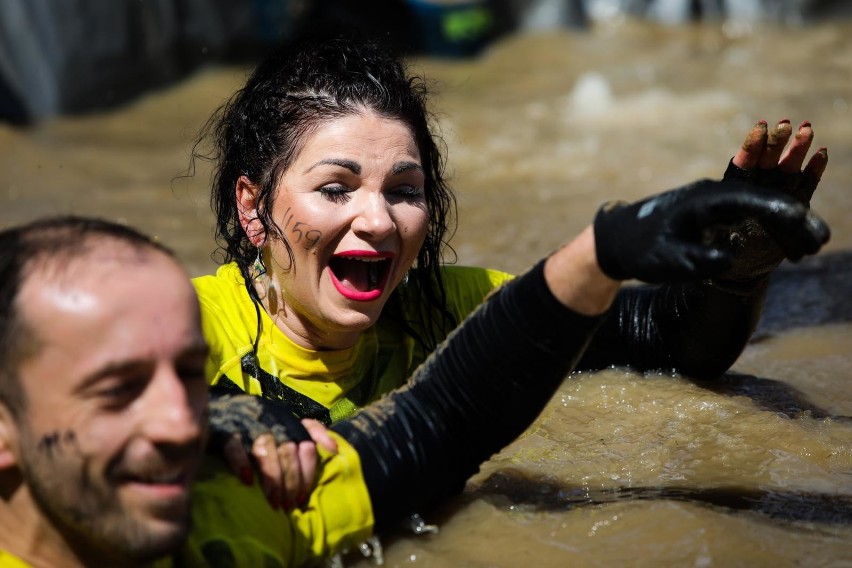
[8,246,208,561]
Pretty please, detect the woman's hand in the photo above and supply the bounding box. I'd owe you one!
[716,119,828,282]
[207,390,338,510]
[590,119,830,285]
[729,119,825,195]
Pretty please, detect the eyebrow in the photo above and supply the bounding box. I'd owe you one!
[74,342,209,393]
[307,159,361,175]
[306,159,424,176]
[392,161,424,175]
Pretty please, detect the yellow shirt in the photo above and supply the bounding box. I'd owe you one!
[193,263,512,422]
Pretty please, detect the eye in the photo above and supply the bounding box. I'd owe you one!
[96,378,147,408]
[387,185,425,203]
[176,363,207,386]
[319,185,352,204]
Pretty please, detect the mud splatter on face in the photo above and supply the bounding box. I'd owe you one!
[36,430,78,459]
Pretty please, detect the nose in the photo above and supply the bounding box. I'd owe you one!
[141,366,205,447]
[351,192,395,241]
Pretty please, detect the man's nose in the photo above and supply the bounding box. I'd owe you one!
[142,367,205,446]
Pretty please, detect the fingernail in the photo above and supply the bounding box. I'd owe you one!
[240,466,253,486]
[799,120,811,130]
[778,118,790,125]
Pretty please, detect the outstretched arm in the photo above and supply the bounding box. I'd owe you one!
[198,154,829,557]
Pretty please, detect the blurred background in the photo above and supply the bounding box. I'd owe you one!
[2,0,851,124]
[2,2,851,567]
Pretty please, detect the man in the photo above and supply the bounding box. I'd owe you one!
[0,171,829,566]
[0,218,210,566]
[0,218,372,566]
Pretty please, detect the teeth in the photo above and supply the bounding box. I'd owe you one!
[339,256,386,263]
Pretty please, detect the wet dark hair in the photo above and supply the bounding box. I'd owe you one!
[193,33,458,351]
[0,216,175,417]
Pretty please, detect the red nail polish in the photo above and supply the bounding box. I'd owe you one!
[799,120,811,129]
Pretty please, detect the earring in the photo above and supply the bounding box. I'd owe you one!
[251,248,266,280]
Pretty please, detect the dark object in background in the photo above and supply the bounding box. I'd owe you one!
[0,0,272,125]
[0,0,496,125]
[294,0,498,58]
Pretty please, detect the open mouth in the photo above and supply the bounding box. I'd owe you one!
[328,252,393,301]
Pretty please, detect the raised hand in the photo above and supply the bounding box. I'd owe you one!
[592,119,830,285]
[716,119,828,282]
[728,119,826,201]
[592,179,829,284]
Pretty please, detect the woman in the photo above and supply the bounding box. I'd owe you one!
[191,34,828,430]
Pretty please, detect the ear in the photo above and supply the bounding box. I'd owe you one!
[236,176,266,247]
[0,403,20,470]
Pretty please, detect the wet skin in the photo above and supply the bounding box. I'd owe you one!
[237,109,430,350]
[1,245,208,565]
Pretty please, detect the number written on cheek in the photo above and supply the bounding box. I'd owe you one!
[280,208,323,250]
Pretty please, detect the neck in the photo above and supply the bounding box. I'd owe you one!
[253,273,363,351]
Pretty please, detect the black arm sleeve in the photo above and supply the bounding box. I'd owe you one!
[575,278,769,380]
[332,259,604,530]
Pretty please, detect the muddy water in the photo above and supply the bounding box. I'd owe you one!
[2,18,851,568]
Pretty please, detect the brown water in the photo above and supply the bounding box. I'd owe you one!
[2,18,851,568]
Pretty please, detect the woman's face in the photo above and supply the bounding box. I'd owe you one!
[241,110,429,350]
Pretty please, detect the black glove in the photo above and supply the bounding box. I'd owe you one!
[593,178,830,284]
[207,387,310,455]
[713,159,823,282]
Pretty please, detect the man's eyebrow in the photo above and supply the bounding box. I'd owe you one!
[392,161,424,175]
[307,158,361,174]
[74,341,209,392]
[75,360,152,393]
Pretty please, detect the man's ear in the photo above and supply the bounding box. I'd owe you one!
[236,176,266,247]
[0,404,20,470]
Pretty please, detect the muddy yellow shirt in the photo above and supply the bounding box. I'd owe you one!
[193,263,512,423]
